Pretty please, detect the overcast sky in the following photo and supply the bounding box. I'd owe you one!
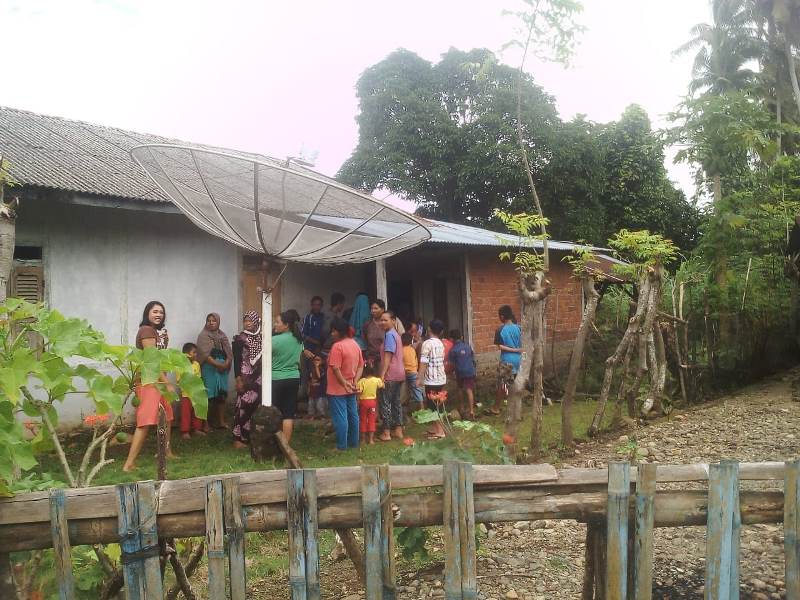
[2,0,709,207]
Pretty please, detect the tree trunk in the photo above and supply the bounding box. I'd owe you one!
[528,275,548,461]
[561,276,599,447]
[785,35,800,117]
[649,320,668,415]
[0,208,15,302]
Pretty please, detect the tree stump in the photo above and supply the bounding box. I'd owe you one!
[249,405,283,462]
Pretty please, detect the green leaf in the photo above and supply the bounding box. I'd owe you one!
[88,375,124,415]
[411,409,441,424]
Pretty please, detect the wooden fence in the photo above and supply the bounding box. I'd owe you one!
[0,459,796,599]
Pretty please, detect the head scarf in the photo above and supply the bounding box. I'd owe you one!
[349,293,370,350]
[196,312,232,364]
[241,310,263,366]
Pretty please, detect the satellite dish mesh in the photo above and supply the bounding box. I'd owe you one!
[130,144,430,264]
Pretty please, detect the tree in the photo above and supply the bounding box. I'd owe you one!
[675,0,761,96]
[337,47,558,224]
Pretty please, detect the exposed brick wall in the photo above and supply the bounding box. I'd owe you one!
[468,249,585,374]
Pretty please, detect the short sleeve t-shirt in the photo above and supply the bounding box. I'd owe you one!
[402,346,418,373]
[272,331,303,381]
[381,328,405,382]
[357,376,384,401]
[494,322,522,372]
[136,325,157,349]
[327,337,363,396]
[420,337,446,386]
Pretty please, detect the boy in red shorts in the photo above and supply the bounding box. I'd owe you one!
[356,364,384,445]
[448,329,477,420]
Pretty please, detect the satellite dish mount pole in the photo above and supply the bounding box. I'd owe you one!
[261,285,272,407]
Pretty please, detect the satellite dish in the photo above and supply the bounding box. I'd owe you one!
[130,144,430,264]
[131,144,430,409]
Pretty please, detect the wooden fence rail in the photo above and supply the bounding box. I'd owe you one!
[0,459,795,599]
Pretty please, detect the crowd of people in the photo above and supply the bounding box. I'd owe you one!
[120,293,523,471]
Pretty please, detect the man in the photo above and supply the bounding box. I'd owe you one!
[313,292,347,419]
[378,310,405,441]
[488,304,522,416]
[301,296,325,418]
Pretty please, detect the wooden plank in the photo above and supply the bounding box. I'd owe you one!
[378,464,396,600]
[726,460,741,600]
[117,483,144,600]
[458,463,477,600]
[0,463,560,526]
[786,460,800,600]
[223,477,247,600]
[594,521,608,600]
[605,461,629,600]
[288,470,308,600]
[443,461,462,600]
[303,470,321,600]
[135,481,163,598]
[49,488,76,600]
[117,482,165,600]
[205,480,226,600]
[633,463,656,600]
[2,486,787,553]
[362,466,383,600]
[705,461,740,600]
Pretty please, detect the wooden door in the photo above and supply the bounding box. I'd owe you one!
[241,255,281,320]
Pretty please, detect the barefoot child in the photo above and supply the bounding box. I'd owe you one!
[448,329,477,420]
[357,364,383,445]
[179,343,207,439]
[402,332,424,413]
[418,319,447,440]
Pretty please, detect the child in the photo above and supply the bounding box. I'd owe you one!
[402,332,424,413]
[448,329,477,420]
[179,342,207,439]
[357,364,384,445]
[418,319,447,440]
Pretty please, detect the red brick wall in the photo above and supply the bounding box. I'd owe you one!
[468,249,585,372]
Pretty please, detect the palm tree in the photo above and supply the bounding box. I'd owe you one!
[676,0,762,96]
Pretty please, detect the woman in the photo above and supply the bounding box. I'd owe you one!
[123,301,176,472]
[327,317,363,450]
[489,305,522,416]
[349,292,370,351]
[196,313,232,430]
[232,310,263,449]
[272,310,304,443]
[363,299,386,368]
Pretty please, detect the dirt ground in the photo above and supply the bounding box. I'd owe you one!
[254,368,800,599]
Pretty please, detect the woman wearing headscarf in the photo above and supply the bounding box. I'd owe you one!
[349,292,370,351]
[123,300,175,472]
[232,310,263,448]
[196,313,232,429]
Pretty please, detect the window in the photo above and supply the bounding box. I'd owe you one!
[10,245,44,303]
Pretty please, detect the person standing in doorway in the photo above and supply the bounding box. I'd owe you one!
[327,317,363,451]
[363,299,386,368]
[349,292,371,351]
[378,310,405,441]
[196,313,232,430]
[123,301,175,472]
[488,305,522,416]
[312,292,346,419]
[301,296,325,418]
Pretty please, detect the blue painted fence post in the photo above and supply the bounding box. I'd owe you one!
[705,460,740,600]
[605,461,630,600]
[362,465,383,599]
[116,481,163,600]
[287,469,320,600]
[785,460,800,599]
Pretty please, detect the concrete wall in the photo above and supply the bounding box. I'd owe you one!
[279,262,371,316]
[16,197,241,427]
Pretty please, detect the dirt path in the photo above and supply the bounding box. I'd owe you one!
[253,370,799,599]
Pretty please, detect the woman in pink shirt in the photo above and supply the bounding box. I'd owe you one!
[327,317,364,450]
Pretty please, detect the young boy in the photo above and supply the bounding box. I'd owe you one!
[448,329,477,420]
[179,342,207,439]
[357,364,384,445]
[402,332,424,413]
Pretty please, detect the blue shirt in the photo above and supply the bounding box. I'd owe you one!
[301,312,325,352]
[448,340,476,378]
[494,322,522,372]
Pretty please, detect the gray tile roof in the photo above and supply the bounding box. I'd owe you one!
[0,105,278,203]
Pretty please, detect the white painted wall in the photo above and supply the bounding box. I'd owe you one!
[16,198,241,428]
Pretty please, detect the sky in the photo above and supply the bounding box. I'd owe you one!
[1,0,710,209]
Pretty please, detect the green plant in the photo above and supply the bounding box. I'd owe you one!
[0,298,208,495]
[615,436,645,463]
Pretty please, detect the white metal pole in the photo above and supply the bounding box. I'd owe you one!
[261,288,272,406]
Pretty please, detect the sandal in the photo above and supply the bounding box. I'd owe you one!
[483,408,501,416]
[425,432,446,440]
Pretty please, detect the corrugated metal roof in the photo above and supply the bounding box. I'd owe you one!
[0,105,620,260]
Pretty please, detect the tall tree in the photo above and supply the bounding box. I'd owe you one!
[0,157,17,302]
[337,47,558,224]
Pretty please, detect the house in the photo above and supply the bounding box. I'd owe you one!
[0,106,621,425]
